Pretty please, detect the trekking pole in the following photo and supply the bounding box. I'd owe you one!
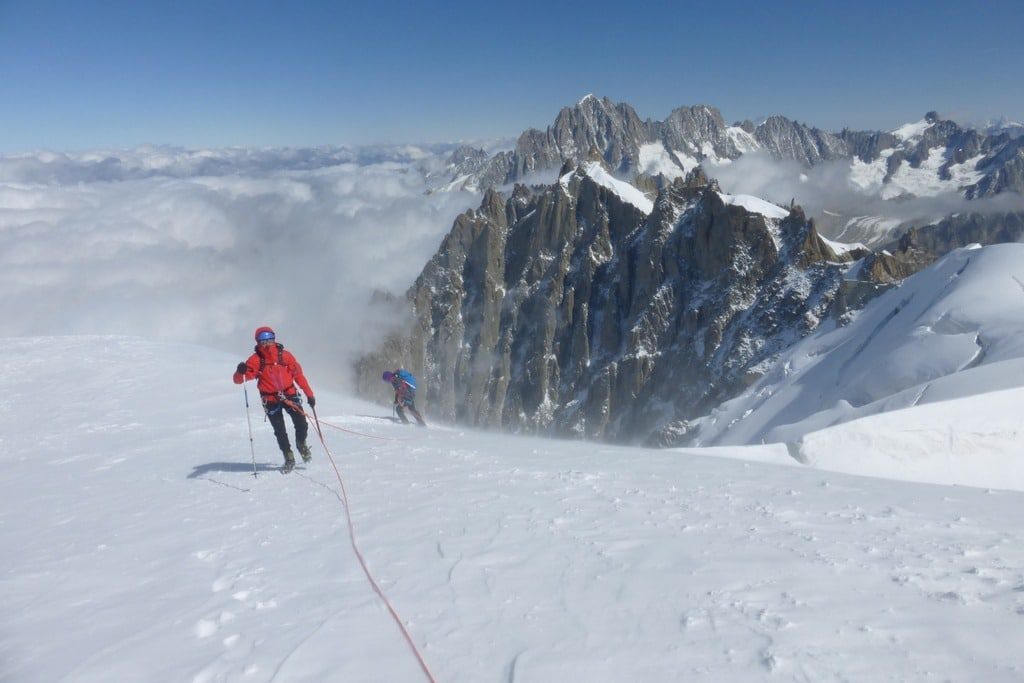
[311,402,326,443]
[242,382,259,478]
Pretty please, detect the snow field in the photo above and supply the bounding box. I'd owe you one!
[3,336,1024,681]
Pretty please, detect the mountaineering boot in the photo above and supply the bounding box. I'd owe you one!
[281,450,296,474]
[297,441,312,463]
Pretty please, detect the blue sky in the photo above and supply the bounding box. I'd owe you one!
[1,0,1022,152]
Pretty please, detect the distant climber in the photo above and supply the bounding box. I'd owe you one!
[234,326,316,472]
[382,369,426,427]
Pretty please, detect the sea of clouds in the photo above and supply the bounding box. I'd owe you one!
[0,145,477,389]
[6,140,1022,396]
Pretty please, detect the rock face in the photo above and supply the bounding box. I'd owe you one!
[753,116,849,166]
[967,137,1024,198]
[894,211,1024,261]
[660,105,744,161]
[359,167,852,444]
[819,210,1024,290]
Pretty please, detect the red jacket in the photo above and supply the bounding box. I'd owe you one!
[233,343,314,404]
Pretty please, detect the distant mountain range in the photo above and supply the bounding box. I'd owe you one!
[440,96,1024,203]
[434,97,1024,250]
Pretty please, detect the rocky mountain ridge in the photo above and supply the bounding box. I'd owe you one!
[359,162,873,444]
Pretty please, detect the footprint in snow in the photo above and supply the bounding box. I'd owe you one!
[194,611,235,638]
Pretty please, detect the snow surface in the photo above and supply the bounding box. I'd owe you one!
[562,161,654,213]
[697,243,1024,457]
[892,118,934,142]
[717,192,790,219]
[882,147,956,199]
[848,150,894,194]
[792,386,1024,489]
[726,126,760,154]
[852,148,984,201]
[819,234,867,257]
[947,153,987,188]
[5,335,1024,682]
[836,214,906,243]
[637,143,686,180]
[671,148,701,174]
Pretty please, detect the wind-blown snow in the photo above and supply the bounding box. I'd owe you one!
[4,335,1024,682]
[696,243,1024,455]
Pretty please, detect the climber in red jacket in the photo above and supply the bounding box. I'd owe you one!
[234,326,315,472]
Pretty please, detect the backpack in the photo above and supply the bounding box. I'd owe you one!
[396,369,417,391]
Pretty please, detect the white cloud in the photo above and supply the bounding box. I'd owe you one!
[703,152,1024,246]
[0,145,476,390]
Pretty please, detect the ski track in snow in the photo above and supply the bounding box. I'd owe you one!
[3,336,1024,682]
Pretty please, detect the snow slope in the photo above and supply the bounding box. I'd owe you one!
[3,335,1024,682]
[718,192,790,219]
[561,162,654,213]
[696,243,1024,453]
[791,386,1024,489]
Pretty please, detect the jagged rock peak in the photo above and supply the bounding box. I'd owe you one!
[479,186,505,213]
[447,145,487,166]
